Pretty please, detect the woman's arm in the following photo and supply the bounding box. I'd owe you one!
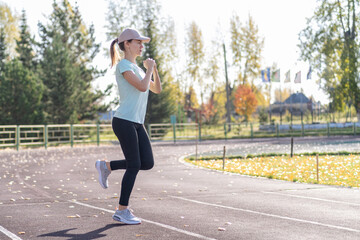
[122,58,155,92]
[150,64,162,94]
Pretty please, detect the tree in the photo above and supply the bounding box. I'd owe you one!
[105,0,140,39]
[230,14,264,85]
[138,0,177,124]
[206,41,221,93]
[202,92,217,124]
[0,27,9,123]
[0,27,6,73]
[0,3,19,58]
[201,39,222,124]
[184,86,200,109]
[16,10,36,69]
[233,84,258,122]
[299,0,360,121]
[38,0,109,123]
[0,14,44,125]
[274,87,291,103]
[212,86,227,124]
[253,85,267,107]
[186,21,205,106]
[0,59,44,124]
[258,106,268,124]
[184,86,200,122]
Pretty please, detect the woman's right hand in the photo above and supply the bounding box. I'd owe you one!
[143,58,155,70]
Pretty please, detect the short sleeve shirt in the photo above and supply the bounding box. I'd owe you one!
[113,59,149,124]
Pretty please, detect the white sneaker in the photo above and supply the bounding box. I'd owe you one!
[95,160,111,189]
[112,209,141,225]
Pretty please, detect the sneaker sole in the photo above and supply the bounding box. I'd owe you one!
[95,161,107,189]
[112,215,141,225]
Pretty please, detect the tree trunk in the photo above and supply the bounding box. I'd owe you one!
[357,112,360,122]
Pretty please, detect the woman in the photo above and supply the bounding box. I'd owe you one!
[95,28,161,225]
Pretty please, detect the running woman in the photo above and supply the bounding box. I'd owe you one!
[95,28,161,224]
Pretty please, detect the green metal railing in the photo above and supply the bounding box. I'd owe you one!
[0,124,118,150]
[0,121,359,150]
[152,122,359,142]
[148,123,198,143]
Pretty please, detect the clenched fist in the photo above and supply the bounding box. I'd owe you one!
[143,58,155,70]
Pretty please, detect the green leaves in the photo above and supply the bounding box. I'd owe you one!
[0,1,110,125]
[0,10,44,125]
[16,10,36,70]
[230,14,264,85]
[0,3,19,58]
[298,0,359,116]
[185,21,206,113]
[38,0,108,124]
[0,59,44,124]
[140,1,177,124]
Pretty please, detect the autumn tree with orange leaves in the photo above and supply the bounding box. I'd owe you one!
[233,84,258,122]
[202,92,217,124]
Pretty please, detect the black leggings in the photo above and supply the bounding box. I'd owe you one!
[110,117,154,206]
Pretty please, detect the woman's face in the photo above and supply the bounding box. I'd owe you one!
[126,40,144,56]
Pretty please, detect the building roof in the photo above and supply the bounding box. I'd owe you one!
[283,92,309,104]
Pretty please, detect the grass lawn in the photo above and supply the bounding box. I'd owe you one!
[185,154,360,188]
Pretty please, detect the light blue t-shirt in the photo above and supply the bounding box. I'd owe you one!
[114,59,149,124]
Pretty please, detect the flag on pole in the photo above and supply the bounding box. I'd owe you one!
[284,70,290,83]
[307,66,312,80]
[294,71,301,83]
[261,67,271,82]
[272,69,280,82]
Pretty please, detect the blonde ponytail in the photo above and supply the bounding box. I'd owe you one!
[110,39,120,68]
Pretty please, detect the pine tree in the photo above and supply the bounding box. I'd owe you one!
[0,28,9,123]
[38,0,109,123]
[139,1,176,124]
[0,59,44,124]
[16,10,36,69]
[0,27,6,73]
[0,16,44,124]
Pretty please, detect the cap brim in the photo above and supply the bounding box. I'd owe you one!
[136,37,150,43]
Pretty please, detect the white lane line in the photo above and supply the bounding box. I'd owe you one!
[0,225,23,240]
[170,196,360,233]
[70,200,216,240]
[263,191,360,207]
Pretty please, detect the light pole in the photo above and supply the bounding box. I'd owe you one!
[223,43,231,131]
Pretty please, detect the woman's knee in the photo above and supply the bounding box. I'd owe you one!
[127,160,141,172]
[140,159,154,170]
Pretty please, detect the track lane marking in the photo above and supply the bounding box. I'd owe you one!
[70,200,216,240]
[0,225,23,240]
[263,191,360,206]
[170,196,360,233]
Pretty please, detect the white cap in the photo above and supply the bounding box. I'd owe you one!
[118,28,150,43]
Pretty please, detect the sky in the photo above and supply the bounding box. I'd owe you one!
[2,0,328,105]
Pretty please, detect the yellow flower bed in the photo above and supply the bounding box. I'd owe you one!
[186,155,360,188]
